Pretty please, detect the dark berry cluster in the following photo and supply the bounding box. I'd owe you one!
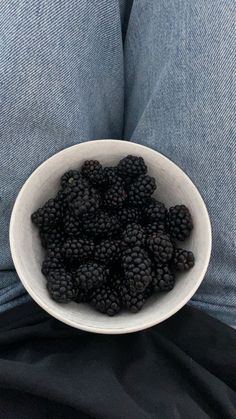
[32,155,194,316]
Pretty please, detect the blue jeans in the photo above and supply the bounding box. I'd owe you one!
[0,1,235,325]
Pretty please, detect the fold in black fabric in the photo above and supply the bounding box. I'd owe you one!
[0,303,235,419]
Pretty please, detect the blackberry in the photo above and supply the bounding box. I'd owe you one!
[40,226,65,248]
[64,212,81,237]
[103,184,127,209]
[41,257,63,276]
[82,211,120,238]
[81,160,105,186]
[117,155,147,179]
[31,198,61,228]
[145,222,166,238]
[62,178,90,204]
[117,207,141,226]
[152,265,175,292]
[60,170,80,189]
[168,205,193,241]
[122,247,152,292]
[103,167,124,187]
[46,270,76,303]
[172,248,195,271]
[127,175,156,207]
[75,262,107,291]
[121,223,145,249]
[61,238,94,263]
[143,198,167,223]
[46,243,62,260]
[119,285,146,313]
[147,233,173,264]
[69,186,100,217]
[91,286,121,316]
[94,240,120,265]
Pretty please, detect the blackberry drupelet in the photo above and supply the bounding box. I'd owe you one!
[117,155,147,179]
[103,184,127,209]
[147,233,173,264]
[127,175,156,207]
[31,198,61,228]
[75,262,107,291]
[91,286,121,316]
[46,270,76,303]
[122,247,152,293]
[82,211,120,238]
[81,160,105,186]
[145,222,166,238]
[168,205,193,241]
[172,248,195,271]
[64,212,81,237]
[40,226,65,248]
[41,256,63,276]
[60,170,80,189]
[119,285,146,313]
[94,240,120,265]
[143,198,167,223]
[121,223,145,249]
[61,238,94,263]
[152,265,175,292]
[117,207,141,226]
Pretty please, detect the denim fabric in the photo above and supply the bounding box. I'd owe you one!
[0,1,235,325]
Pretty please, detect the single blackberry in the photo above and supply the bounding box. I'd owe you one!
[62,178,90,204]
[122,247,152,293]
[152,265,175,292]
[31,198,61,228]
[94,240,120,265]
[81,160,105,186]
[60,170,80,189]
[64,212,81,237]
[145,222,166,238]
[46,270,76,303]
[117,207,141,226]
[127,175,156,207]
[117,155,147,179]
[91,286,121,316]
[119,285,146,313]
[39,225,65,248]
[82,211,121,238]
[143,198,167,223]
[172,248,195,271]
[121,223,145,249]
[69,186,100,217]
[103,184,127,209]
[75,262,107,291]
[103,167,124,187]
[147,233,173,264]
[168,205,193,241]
[61,238,94,263]
[41,257,63,276]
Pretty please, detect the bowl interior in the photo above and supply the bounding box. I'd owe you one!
[10,140,211,333]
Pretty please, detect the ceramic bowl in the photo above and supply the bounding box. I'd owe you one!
[10,140,212,334]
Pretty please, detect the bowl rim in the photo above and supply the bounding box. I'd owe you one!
[9,139,212,334]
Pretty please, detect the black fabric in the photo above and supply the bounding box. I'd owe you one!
[0,303,235,419]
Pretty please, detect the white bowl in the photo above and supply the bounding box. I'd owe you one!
[10,140,212,334]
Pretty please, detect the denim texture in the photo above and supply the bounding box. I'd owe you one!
[0,1,235,325]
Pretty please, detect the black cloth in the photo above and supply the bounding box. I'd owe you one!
[0,302,235,419]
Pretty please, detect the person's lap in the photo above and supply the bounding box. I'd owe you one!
[1,0,235,326]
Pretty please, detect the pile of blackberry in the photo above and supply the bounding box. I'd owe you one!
[32,155,195,316]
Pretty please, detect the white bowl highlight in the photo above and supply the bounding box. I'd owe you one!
[10,140,212,334]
